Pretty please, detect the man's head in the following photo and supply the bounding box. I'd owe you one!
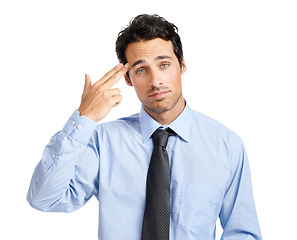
[116,14,183,67]
[116,14,186,124]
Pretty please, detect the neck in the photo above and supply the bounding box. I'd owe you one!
[144,96,185,125]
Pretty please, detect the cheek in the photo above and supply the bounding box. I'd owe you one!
[131,79,147,98]
[163,70,181,87]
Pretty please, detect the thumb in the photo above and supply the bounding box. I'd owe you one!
[83,74,92,92]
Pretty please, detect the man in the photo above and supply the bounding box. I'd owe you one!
[27,14,262,239]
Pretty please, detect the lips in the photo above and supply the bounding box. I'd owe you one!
[148,90,170,98]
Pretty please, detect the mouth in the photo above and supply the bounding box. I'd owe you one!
[148,90,170,99]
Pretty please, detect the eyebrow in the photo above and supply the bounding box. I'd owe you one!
[155,55,172,61]
[131,59,145,68]
[131,55,172,68]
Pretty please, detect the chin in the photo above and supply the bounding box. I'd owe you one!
[143,92,183,114]
[145,101,174,114]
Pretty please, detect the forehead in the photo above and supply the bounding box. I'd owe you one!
[125,38,176,63]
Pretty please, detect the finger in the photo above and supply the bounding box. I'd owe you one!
[104,63,130,88]
[94,63,123,87]
[112,94,123,108]
[83,74,92,93]
[105,88,121,97]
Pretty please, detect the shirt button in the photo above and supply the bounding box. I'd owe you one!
[52,154,56,158]
[71,120,76,126]
[77,124,82,130]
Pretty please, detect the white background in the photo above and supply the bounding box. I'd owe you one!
[0,0,296,239]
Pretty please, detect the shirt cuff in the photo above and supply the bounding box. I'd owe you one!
[62,109,97,145]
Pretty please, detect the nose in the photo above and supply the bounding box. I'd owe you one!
[149,69,162,87]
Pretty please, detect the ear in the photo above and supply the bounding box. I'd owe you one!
[124,74,133,86]
[181,56,187,75]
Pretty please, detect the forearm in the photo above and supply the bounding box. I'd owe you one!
[27,110,98,212]
[220,139,262,239]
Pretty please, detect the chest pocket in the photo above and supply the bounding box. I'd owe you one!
[178,183,221,237]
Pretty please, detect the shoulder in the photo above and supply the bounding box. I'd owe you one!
[191,109,243,146]
[190,109,246,167]
[96,113,141,134]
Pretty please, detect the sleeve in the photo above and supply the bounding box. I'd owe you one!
[27,110,99,213]
[219,137,262,240]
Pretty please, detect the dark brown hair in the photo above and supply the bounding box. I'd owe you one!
[116,14,183,67]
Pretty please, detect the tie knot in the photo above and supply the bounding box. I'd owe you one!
[151,128,175,147]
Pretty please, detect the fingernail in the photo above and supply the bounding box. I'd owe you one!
[125,63,130,68]
[117,63,123,68]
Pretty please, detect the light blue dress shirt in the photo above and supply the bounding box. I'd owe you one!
[27,103,262,240]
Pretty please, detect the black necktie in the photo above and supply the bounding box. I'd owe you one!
[141,128,175,240]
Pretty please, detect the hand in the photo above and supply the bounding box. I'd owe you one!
[78,63,130,122]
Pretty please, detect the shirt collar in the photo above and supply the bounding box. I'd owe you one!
[139,101,193,143]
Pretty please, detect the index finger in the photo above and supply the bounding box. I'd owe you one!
[104,63,130,88]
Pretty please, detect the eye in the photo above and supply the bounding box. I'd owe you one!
[161,63,170,69]
[136,68,146,74]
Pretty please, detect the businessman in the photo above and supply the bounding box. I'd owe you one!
[27,14,262,240]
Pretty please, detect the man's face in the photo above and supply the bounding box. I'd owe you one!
[125,38,186,118]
